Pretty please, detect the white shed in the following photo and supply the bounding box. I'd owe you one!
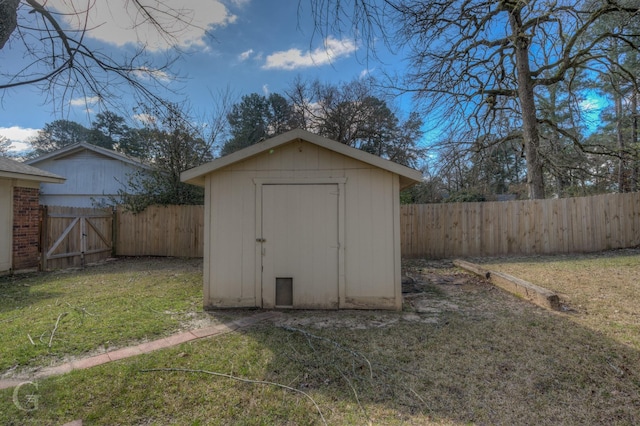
[181,129,422,310]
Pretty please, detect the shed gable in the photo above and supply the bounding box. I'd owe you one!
[181,128,422,189]
[219,139,385,175]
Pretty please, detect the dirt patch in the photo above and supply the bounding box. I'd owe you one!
[271,259,501,330]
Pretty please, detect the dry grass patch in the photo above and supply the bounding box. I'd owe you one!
[474,248,640,350]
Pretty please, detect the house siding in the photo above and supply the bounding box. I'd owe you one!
[0,179,11,273]
[30,148,148,207]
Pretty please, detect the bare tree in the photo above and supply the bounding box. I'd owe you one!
[0,0,194,113]
[0,135,11,156]
[287,77,426,167]
[308,0,640,199]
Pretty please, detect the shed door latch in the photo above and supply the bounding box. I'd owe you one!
[256,238,266,243]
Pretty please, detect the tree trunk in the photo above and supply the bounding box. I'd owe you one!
[0,0,20,50]
[547,87,570,197]
[632,87,638,191]
[509,9,545,199]
[616,91,627,192]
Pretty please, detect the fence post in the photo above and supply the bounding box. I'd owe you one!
[39,205,48,271]
[80,217,87,268]
[112,206,118,257]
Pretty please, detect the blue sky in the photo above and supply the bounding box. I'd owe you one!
[1,0,403,153]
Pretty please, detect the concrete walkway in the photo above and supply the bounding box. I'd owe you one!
[0,311,281,391]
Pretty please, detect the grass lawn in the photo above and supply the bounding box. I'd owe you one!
[1,254,639,425]
[0,257,206,373]
[475,249,640,350]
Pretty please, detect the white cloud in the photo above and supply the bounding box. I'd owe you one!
[70,96,101,107]
[238,49,254,61]
[133,113,156,125]
[132,67,173,82]
[8,141,31,152]
[49,0,240,52]
[580,97,605,112]
[0,126,40,152]
[359,68,373,79]
[227,0,251,7]
[263,36,358,70]
[262,84,270,95]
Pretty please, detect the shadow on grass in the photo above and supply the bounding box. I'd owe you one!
[0,275,65,314]
[0,257,202,314]
[239,303,640,424]
[468,247,640,266]
[1,278,639,425]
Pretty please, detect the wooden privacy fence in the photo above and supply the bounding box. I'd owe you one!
[39,205,203,270]
[39,191,640,269]
[401,192,640,259]
[115,205,204,257]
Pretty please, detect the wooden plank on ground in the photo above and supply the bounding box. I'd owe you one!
[453,259,560,311]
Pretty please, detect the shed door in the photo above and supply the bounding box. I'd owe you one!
[261,184,339,308]
[0,180,12,272]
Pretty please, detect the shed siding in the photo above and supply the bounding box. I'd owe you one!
[204,140,401,309]
[343,168,399,309]
[35,150,145,207]
[207,170,257,307]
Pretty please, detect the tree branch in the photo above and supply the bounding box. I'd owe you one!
[140,367,327,425]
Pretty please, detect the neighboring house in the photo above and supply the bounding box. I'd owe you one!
[0,156,65,274]
[181,128,423,311]
[25,143,152,207]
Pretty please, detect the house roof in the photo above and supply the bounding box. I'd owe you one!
[181,129,423,190]
[0,156,66,183]
[25,142,152,170]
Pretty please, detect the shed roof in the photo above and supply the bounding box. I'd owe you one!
[181,129,423,189]
[25,142,152,170]
[0,156,66,183]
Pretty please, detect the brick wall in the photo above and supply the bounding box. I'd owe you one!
[12,187,40,270]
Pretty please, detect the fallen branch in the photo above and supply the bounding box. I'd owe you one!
[49,312,69,348]
[27,334,35,346]
[65,302,95,317]
[149,307,183,315]
[279,325,373,379]
[0,316,19,324]
[409,387,433,413]
[337,367,372,425]
[140,367,327,425]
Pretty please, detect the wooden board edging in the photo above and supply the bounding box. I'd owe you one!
[453,259,561,311]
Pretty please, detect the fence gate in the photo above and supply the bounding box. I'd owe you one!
[40,206,115,270]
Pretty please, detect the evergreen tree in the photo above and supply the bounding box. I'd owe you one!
[28,120,92,156]
[221,93,298,155]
